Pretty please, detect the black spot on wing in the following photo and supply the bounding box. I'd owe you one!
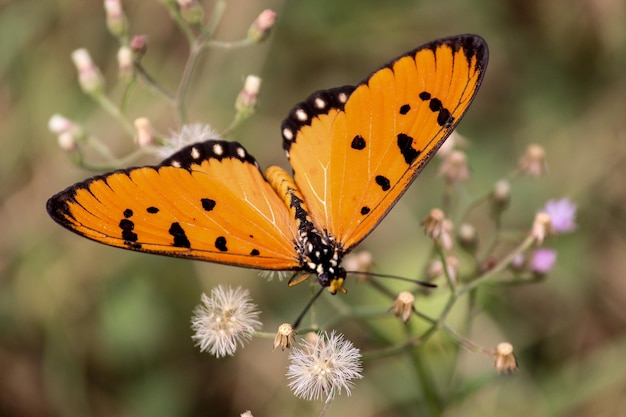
[399,104,411,114]
[250,249,260,256]
[123,209,133,218]
[397,133,421,165]
[375,175,391,192]
[215,236,228,252]
[119,218,138,244]
[419,91,454,127]
[360,206,370,215]
[146,206,159,214]
[351,135,366,150]
[201,198,216,212]
[169,222,190,248]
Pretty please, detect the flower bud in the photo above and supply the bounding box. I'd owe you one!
[235,75,262,116]
[72,49,104,95]
[530,248,556,276]
[247,9,276,43]
[104,0,128,39]
[530,212,553,245]
[117,46,134,81]
[457,222,478,253]
[130,35,148,58]
[490,179,511,213]
[134,117,155,147]
[176,0,204,24]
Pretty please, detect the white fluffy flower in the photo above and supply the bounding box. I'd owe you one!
[287,331,362,402]
[191,286,261,358]
[158,123,221,158]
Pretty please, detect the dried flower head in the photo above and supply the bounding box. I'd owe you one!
[518,144,548,177]
[530,248,557,275]
[287,331,362,402]
[438,150,470,184]
[274,323,296,351]
[390,291,415,323]
[542,198,577,233]
[492,342,518,374]
[421,208,446,240]
[530,212,553,245]
[191,286,261,358]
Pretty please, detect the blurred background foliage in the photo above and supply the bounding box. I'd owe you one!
[1,0,626,416]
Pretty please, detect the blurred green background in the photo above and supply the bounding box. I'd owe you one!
[2,0,626,416]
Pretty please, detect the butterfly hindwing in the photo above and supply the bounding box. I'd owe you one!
[281,34,488,251]
[47,140,302,270]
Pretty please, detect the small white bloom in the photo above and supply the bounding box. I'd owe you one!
[191,286,261,358]
[158,123,221,159]
[287,331,362,402]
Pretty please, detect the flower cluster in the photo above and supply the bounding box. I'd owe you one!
[49,1,275,170]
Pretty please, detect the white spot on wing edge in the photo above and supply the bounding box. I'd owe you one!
[314,97,326,109]
[295,109,307,121]
[212,143,224,156]
[283,128,294,141]
[190,147,200,159]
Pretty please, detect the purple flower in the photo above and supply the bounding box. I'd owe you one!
[531,249,557,275]
[542,198,577,233]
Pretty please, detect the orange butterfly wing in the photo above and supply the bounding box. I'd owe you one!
[281,35,488,251]
[47,140,302,270]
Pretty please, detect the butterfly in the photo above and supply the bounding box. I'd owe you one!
[47,34,488,295]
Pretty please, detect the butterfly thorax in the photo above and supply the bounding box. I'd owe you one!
[297,225,347,294]
[266,165,347,294]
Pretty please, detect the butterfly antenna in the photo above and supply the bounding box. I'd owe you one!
[292,286,325,330]
[346,271,437,288]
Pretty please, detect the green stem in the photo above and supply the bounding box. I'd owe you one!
[410,348,442,416]
[92,94,135,136]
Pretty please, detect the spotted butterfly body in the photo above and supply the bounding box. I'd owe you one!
[47,35,488,294]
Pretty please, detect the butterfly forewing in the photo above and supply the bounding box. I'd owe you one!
[283,35,488,251]
[47,140,302,270]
